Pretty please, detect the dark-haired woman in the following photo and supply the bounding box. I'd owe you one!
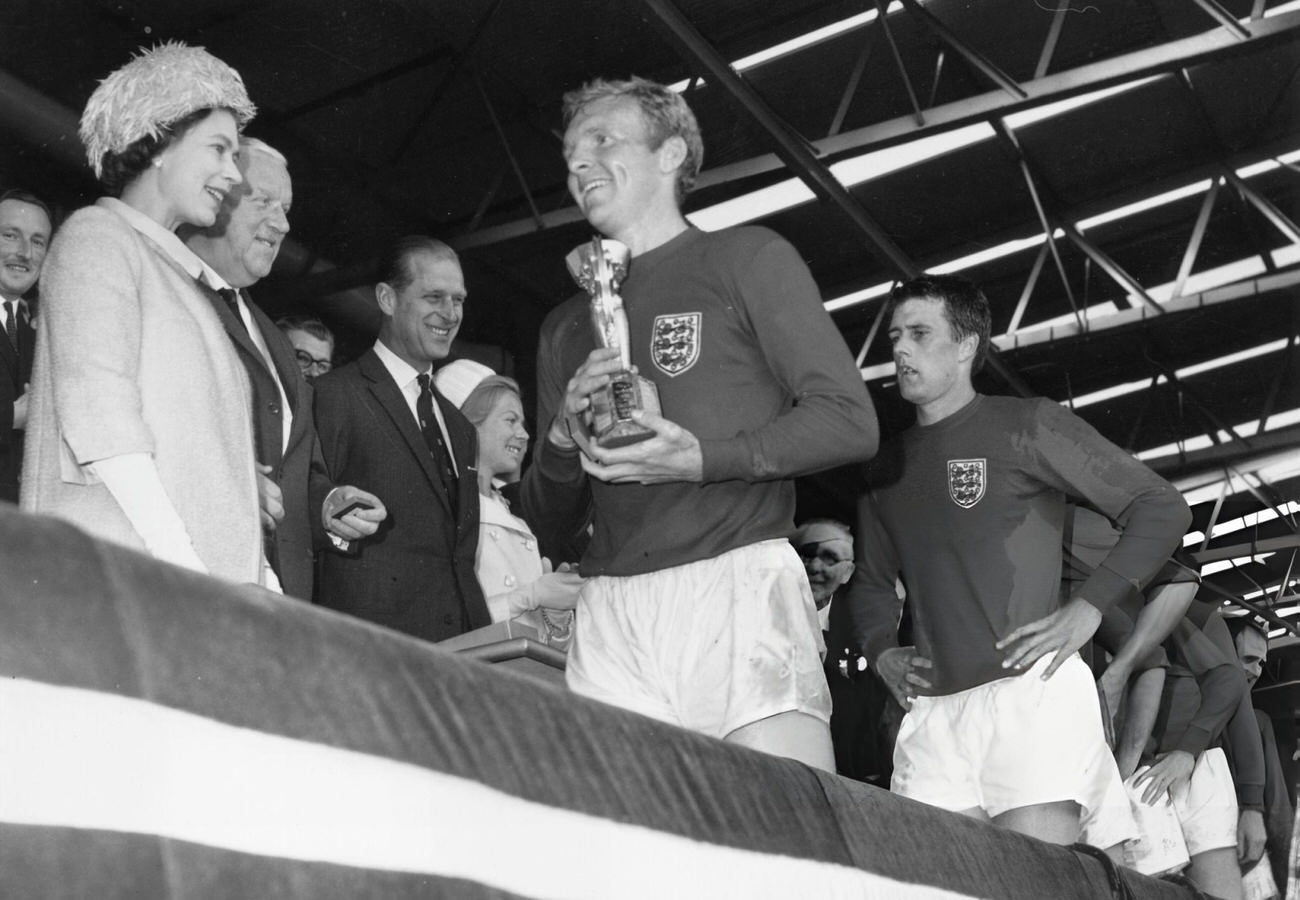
[22,44,270,586]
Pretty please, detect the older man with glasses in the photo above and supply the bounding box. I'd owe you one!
[277,313,335,379]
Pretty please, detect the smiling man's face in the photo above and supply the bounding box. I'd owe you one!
[210,150,292,288]
[562,95,675,242]
[0,198,52,301]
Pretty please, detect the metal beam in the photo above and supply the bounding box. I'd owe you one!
[448,10,1300,252]
[389,0,508,163]
[1034,1,1069,79]
[1059,222,1163,314]
[828,25,875,137]
[875,0,926,127]
[994,266,1300,354]
[984,348,1035,398]
[897,0,1027,99]
[1172,176,1222,299]
[1188,0,1253,40]
[1203,579,1299,637]
[475,73,544,229]
[1146,422,1300,479]
[641,0,920,278]
[1008,243,1049,333]
[1004,141,1084,327]
[1224,166,1300,244]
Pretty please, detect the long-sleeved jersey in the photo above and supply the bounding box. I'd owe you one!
[849,394,1191,695]
[522,225,878,577]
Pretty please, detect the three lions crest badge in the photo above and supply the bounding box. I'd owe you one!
[947,458,986,509]
[650,313,701,377]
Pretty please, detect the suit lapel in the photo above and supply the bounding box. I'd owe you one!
[247,300,303,417]
[0,324,17,383]
[200,283,270,378]
[358,351,451,517]
[16,310,34,382]
[435,388,478,532]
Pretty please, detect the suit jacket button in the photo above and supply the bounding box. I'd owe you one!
[442,614,454,625]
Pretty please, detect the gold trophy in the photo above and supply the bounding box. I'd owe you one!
[565,237,661,448]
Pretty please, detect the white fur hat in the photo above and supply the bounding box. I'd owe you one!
[433,359,496,410]
[79,42,257,178]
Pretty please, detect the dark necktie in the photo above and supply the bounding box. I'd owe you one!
[4,301,19,354]
[217,288,249,336]
[416,373,458,510]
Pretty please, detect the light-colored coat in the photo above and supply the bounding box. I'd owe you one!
[21,199,262,584]
[477,490,546,626]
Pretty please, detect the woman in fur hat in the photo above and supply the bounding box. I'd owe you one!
[21,43,271,587]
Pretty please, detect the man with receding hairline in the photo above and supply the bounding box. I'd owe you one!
[185,139,379,598]
[312,236,489,642]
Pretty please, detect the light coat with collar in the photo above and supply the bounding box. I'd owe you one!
[312,348,489,641]
[199,285,331,599]
[21,199,262,584]
[477,489,546,627]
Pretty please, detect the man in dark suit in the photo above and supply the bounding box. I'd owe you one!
[184,139,381,598]
[0,190,52,503]
[311,236,489,642]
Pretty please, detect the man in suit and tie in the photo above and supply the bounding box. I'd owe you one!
[184,139,382,598]
[0,190,52,503]
[311,236,489,642]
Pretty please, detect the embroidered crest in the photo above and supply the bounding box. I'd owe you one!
[947,458,986,509]
[650,313,701,376]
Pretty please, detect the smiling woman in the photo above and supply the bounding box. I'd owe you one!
[19,43,273,587]
[434,359,585,650]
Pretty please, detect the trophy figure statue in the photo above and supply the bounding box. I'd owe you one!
[564,236,661,448]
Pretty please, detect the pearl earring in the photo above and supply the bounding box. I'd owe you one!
[152,158,163,169]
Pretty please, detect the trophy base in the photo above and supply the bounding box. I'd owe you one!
[591,373,661,449]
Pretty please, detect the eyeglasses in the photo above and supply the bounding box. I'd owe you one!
[796,542,852,567]
[294,350,332,376]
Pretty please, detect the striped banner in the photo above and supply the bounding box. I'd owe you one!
[0,509,1192,899]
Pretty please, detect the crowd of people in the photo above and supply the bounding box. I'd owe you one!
[2,41,1293,900]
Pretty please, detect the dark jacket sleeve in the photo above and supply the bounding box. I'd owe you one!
[310,370,360,559]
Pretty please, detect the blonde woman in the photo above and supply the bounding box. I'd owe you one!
[436,360,584,648]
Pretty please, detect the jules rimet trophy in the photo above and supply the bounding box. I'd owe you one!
[564,237,661,448]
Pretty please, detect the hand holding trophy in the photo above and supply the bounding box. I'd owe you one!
[564,237,661,449]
